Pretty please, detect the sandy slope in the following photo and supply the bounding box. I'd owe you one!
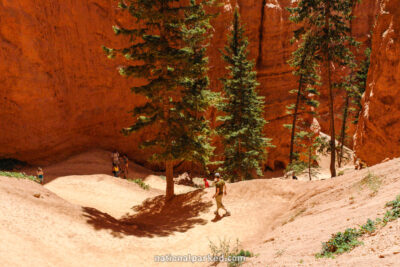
[1,151,400,266]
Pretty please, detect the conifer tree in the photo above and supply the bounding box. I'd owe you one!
[288,0,357,177]
[179,0,217,172]
[218,9,273,182]
[286,32,320,165]
[103,0,215,200]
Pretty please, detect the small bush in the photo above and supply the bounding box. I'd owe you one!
[0,171,39,183]
[359,219,376,234]
[208,238,252,267]
[128,179,150,190]
[317,193,400,258]
[338,171,345,176]
[359,172,382,195]
[316,228,362,258]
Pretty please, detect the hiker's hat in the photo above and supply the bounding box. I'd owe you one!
[215,172,220,177]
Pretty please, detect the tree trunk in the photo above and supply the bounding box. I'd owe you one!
[308,145,312,181]
[289,75,304,164]
[165,160,174,201]
[325,2,336,178]
[338,91,349,168]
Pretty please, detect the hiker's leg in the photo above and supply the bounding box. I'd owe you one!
[215,195,223,215]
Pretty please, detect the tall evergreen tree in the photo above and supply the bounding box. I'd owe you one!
[218,9,273,182]
[288,0,357,177]
[103,0,215,200]
[179,0,217,173]
[286,32,320,165]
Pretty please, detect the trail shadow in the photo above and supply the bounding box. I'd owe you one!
[82,189,212,238]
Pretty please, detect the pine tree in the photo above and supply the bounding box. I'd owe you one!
[286,31,320,165]
[218,9,273,182]
[179,0,217,173]
[103,0,215,201]
[288,0,357,177]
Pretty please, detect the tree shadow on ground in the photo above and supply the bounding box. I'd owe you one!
[82,189,212,238]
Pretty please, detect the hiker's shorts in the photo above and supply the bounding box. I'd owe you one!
[215,194,224,209]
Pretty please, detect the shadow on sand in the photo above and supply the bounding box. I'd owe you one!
[82,189,213,238]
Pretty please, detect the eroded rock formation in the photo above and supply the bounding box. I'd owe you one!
[0,0,380,170]
[354,0,400,165]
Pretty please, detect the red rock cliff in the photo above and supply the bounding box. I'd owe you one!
[354,0,400,165]
[0,0,379,170]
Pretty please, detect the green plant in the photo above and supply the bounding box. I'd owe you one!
[317,193,400,258]
[0,171,39,183]
[128,179,150,190]
[316,228,362,258]
[338,170,344,176]
[217,9,273,182]
[359,172,382,195]
[208,238,252,267]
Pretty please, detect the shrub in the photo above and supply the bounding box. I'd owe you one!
[0,171,39,183]
[208,238,253,267]
[316,228,362,258]
[359,172,382,195]
[317,193,400,258]
[128,179,150,190]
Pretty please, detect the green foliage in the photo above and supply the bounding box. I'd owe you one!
[359,219,376,235]
[104,0,216,167]
[286,161,307,176]
[358,172,382,195]
[217,9,273,182]
[382,195,400,225]
[0,171,39,183]
[286,27,321,177]
[178,0,218,172]
[128,179,150,190]
[288,0,358,178]
[316,228,362,258]
[317,193,400,258]
[208,238,252,267]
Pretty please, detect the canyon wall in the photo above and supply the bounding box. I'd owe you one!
[0,0,379,170]
[354,0,400,165]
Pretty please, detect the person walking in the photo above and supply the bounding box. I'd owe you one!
[111,150,120,165]
[112,164,120,178]
[36,167,44,185]
[212,173,230,217]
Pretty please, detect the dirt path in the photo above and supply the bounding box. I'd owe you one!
[1,151,400,266]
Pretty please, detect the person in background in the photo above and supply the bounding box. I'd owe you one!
[111,150,120,166]
[36,167,44,185]
[203,177,209,188]
[112,164,120,178]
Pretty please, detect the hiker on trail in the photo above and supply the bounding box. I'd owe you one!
[284,170,297,180]
[121,154,129,179]
[36,167,44,185]
[203,177,209,188]
[212,173,230,217]
[111,150,120,166]
[112,164,120,178]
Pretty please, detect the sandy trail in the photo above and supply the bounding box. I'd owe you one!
[1,150,400,266]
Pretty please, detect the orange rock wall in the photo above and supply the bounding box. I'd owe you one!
[354,0,400,165]
[0,0,379,170]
